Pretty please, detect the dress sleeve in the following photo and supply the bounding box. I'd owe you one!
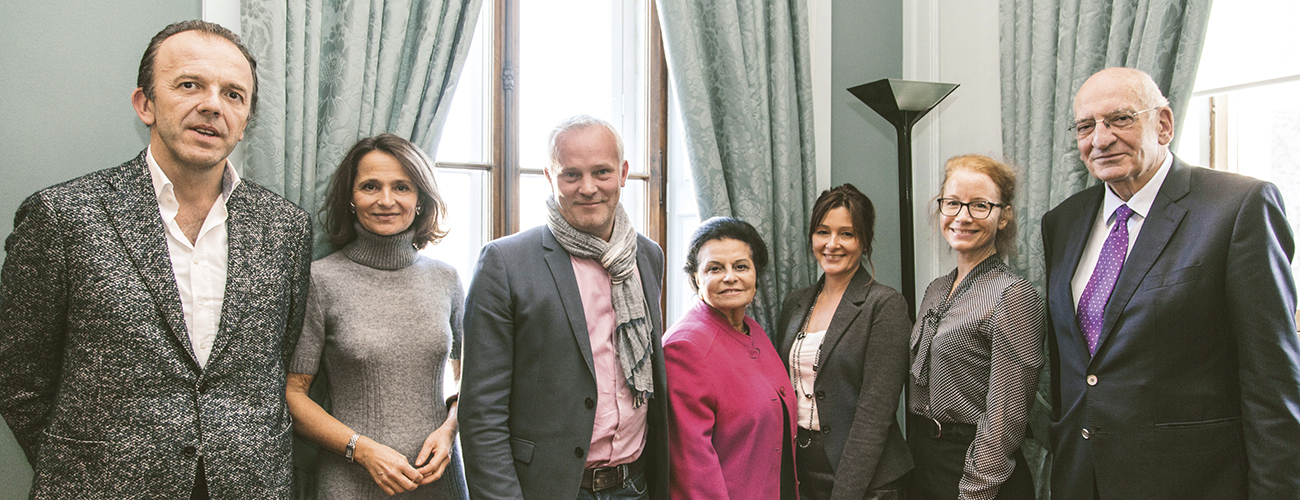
[287,277,325,375]
[664,334,731,500]
[958,280,1046,500]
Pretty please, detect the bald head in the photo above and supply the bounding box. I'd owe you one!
[1074,67,1169,113]
[1071,67,1176,200]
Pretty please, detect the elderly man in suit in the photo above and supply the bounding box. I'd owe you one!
[0,21,311,499]
[460,115,668,500]
[1040,67,1300,499]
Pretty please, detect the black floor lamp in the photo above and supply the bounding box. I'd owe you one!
[848,78,958,319]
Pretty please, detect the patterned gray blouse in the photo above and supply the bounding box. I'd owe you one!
[908,255,1045,500]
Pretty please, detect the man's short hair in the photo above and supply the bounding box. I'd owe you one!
[547,115,625,167]
[137,20,259,116]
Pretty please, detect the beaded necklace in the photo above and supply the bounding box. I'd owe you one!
[792,281,825,448]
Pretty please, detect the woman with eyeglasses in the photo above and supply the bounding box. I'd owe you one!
[907,155,1045,500]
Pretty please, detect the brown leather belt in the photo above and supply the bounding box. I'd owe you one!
[580,456,644,492]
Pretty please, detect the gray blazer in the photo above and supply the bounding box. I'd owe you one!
[775,267,914,498]
[460,225,668,500]
[0,151,313,499]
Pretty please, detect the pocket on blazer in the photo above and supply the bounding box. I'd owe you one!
[1153,415,1240,429]
[36,431,109,485]
[1141,264,1201,290]
[510,437,535,464]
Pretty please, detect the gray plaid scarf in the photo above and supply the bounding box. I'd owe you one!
[546,195,654,406]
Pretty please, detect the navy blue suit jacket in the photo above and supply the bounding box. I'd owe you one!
[1040,157,1300,499]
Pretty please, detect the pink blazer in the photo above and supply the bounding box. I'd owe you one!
[663,299,797,500]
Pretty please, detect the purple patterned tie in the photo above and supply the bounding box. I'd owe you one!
[1077,204,1134,356]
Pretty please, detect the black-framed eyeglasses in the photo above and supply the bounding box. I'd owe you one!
[937,198,1005,219]
[1068,107,1159,139]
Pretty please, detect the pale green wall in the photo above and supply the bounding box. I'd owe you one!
[830,0,905,291]
[0,2,201,497]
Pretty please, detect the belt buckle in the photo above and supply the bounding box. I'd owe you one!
[930,417,943,438]
[591,463,626,492]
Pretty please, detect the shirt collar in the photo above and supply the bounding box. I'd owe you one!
[145,146,242,207]
[1102,151,1173,223]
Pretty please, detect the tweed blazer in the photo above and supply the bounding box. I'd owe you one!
[0,150,313,499]
[775,267,914,498]
[460,225,668,500]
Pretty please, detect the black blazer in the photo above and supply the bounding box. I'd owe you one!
[1041,157,1300,500]
[0,151,312,498]
[775,267,914,498]
[460,225,668,500]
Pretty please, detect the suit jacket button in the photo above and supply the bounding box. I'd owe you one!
[184,445,198,457]
[585,398,595,409]
[821,425,831,434]
[1086,375,1098,386]
[1081,428,1091,440]
[815,390,826,400]
[574,447,585,458]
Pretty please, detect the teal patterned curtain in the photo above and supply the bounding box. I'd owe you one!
[240,0,482,258]
[656,0,819,330]
[998,0,1212,497]
[238,2,482,498]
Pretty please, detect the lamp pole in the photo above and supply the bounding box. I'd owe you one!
[848,79,958,320]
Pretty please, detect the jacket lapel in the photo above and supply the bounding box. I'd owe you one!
[543,228,596,378]
[1093,159,1190,358]
[635,241,663,336]
[1053,188,1104,356]
[819,268,871,362]
[101,152,196,367]
[205,183,257,371]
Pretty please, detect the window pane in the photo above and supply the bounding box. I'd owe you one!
[666,87,699,324]
[433,1,492,163]
[421,167,490,291]
[518,0,648,173]
[519,173,647,236]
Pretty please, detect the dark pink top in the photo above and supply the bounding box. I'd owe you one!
[663,299,797,500]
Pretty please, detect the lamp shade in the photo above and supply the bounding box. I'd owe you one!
[848,78,959,126]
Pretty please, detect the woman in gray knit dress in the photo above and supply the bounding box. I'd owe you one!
[286,134,468,499]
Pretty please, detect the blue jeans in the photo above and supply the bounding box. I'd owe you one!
[575,470,648,500]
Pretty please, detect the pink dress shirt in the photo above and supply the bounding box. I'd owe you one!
[571,255,648,468]
[664,299,797,500]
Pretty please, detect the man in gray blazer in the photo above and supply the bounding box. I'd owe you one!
[461,115,668,500]
[0,21,311,499]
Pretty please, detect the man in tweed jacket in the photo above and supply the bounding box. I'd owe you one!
[0,21,311,499]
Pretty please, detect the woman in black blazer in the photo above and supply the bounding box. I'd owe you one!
[776,184,914,500]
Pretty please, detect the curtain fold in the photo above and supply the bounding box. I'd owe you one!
[240,0,482,258]
[998,0,1212,496]
[656,0,819,330]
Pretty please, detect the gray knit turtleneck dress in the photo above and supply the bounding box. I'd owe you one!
[290,226,468,500]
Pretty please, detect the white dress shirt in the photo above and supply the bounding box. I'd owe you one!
[1071,153,1174,308]
[146,147,239,368]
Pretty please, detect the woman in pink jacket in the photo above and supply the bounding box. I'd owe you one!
[664,217,798,500]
